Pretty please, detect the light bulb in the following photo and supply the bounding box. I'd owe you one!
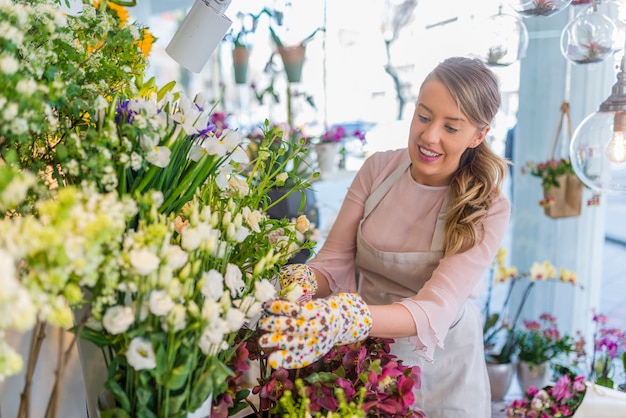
[605,112,626,163]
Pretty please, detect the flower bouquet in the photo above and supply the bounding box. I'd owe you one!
[0,1,318,417]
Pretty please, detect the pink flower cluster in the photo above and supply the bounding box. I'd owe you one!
[320,125,366,144]
[505,374,587,417]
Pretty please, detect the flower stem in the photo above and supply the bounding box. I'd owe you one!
[17,320,48,418]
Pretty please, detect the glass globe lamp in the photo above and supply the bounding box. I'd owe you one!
[570,56,626,194]
[476,8,529,67]
[509,0,573,18]
[560,5,618,64]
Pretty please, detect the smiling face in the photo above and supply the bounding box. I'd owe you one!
[407,79,489,186]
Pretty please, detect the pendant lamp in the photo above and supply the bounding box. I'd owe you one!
[560,1,618,64]
[477,6,529,67]
[570,40,626,194]
[509,0,573,18]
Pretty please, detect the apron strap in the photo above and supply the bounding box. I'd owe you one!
[363,156,412,218]
[431,193,450,252]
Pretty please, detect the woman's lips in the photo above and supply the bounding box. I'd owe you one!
[418,145,441,162]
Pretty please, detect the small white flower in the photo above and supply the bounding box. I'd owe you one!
[0,56,18,74]
[102,306,135,335]
[242,207,263,233]
[129,248,160,276]
[295,215,311,234]
[276,172,289,185]
[148,290,174,317]
[224,264,245,298]
[227,176,249,196]
[0,339,23,382]
[126,338,156,371]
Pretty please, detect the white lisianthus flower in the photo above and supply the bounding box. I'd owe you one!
[126,338,156,371]
[225,308,246,332]
[163,245,188,270]
[199,320,228,354]
[224,264,245,298]
[129,248,160,276]
[148,290,174,317]
[162,304,186,332]
[102,306,135,335]
[254,279,276,303]
[200,269,224,301]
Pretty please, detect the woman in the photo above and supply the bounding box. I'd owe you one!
[260,56,511,417]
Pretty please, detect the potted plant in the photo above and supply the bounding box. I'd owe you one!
[588,311,626,389]
[515,313,583,393]
[481,248,582,400]
[314,125,366,178]
[268,25,325,83]
[522,157,600,218]
[226,8,276,84]
[215,332,426,417]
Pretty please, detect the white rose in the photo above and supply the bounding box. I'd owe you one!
[148,290,174,317]
[102,306,135,335]
[126,338,156,371]
[295,215,311,234]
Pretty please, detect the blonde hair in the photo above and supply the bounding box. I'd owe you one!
[424,57,508,255]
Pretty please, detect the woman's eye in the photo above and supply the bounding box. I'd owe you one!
[445,125,459,134]
[418,115,430,123]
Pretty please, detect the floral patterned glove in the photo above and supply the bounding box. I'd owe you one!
[258,292,372,369]
[278,264,318,302]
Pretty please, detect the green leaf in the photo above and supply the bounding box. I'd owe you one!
[104,379,131,412]
[164,357,192,390]
[99,408,132,418]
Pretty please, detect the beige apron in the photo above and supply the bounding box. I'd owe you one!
[356,157,490,418]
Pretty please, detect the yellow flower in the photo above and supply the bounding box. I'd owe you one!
[530,261,557,281]
[495,247,507,268]
[137,29,155,58]
[559,267,577,284]
[93,0,129,26]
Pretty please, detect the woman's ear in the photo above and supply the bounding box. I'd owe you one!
[469,125,490,149]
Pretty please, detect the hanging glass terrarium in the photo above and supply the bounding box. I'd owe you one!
[560,5,617,64]
[577,0,626,56]
[476,7,529,67]
[509,0,572,17]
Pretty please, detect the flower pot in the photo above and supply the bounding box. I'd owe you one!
[315,143,341,179]
[277,45,306,83]
[187,393,213,418]
[516,360,552,394]
[543,173,583,219]
[486,361,515,402]
[165,0,233,73]
[232,46,250,85]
